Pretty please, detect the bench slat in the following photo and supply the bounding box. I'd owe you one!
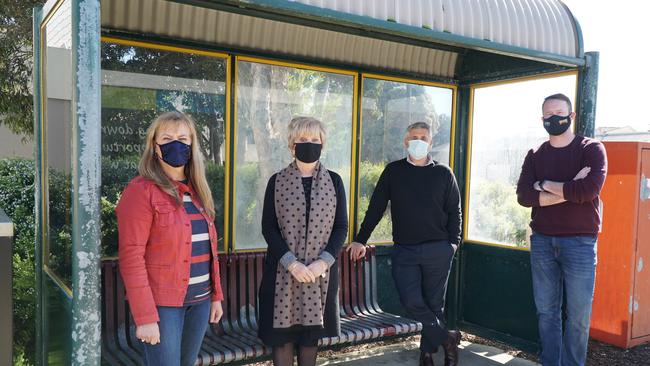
[102,246,421,365]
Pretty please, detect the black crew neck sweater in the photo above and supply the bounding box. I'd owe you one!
[355,158,462,245]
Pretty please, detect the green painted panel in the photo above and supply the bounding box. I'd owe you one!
[374,245,460,327]
[460,243,538,342]
[445,256,460,329]
[458,50,573,85]
[576,52,599,138]
[449,86,471,330]
[374,246,405,316]
[33,5,45,364]
[43,274,72,366]
[70,0,102,364]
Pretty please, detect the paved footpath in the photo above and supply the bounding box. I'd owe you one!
[317,339,539,366]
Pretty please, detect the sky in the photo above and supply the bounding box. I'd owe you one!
[563,0,649,132]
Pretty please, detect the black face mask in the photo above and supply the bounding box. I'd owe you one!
[294,142,322,163]
[543,114,572,136]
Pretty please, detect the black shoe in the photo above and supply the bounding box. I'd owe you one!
[419,351,435,366]
[442,330,461,366]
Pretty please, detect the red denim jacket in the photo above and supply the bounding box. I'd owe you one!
[116,176,224,326]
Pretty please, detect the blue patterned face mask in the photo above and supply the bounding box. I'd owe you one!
[407,139,429,160]
[157,140,191,167]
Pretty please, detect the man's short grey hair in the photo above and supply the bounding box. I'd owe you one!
[406,122,432,137]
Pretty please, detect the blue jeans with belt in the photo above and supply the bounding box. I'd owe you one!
[142,299,210,366]
[530,232,597,366]
[391,240,456,353]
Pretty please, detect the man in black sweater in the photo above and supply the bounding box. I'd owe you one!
[347,122,462,366]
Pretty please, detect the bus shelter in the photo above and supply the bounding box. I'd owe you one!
[33,0,598,364]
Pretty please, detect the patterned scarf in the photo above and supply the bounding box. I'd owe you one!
[273,161,337,328]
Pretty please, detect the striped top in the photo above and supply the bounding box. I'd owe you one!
[181,184,212,305]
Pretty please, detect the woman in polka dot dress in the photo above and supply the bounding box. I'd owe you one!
[258,117,348,366]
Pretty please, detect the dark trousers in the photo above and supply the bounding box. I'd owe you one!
[391,241,455,353]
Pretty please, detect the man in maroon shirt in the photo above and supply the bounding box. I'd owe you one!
[516,93,607,366]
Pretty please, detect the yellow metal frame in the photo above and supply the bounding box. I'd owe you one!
[99,36,232,251]
[39,0,73,296]
[101,36,230,59]
[357,73,458,246]
[43,265,73,298]
[349,73,360,243]
[463,70,580,252]
[236,56,359,77]
[223,55,232,250]
[40,0,67,32]
[230,57,238,252]
[232,55,359,252]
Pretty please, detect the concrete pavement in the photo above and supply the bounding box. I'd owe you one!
[317,339,539,366]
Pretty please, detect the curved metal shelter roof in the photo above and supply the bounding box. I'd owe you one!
[284,0,582,59]
[101,0,585,79]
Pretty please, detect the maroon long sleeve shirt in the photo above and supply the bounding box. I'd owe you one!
[516,135,607,236]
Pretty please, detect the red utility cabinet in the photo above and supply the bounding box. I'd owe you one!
[590,141,650,348]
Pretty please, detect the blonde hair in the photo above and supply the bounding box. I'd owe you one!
[287,116,327,149]
[138,111,216,218]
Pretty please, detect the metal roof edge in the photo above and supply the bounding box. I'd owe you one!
[182,0,585,67]
[559,1,585,59]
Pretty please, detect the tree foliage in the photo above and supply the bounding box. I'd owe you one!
[0,0,46,137]
[469,179,531,246]
[0,158,37,365]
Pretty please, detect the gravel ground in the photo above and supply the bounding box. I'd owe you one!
[245,333,650,366]
[452,333,650,366]
[585,339,650,366]
[462,332,650,366]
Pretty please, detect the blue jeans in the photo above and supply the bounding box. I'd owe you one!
[142,300,210,366]
[530,233,597,366]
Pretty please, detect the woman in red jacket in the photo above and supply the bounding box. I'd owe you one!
[116,111,224,366]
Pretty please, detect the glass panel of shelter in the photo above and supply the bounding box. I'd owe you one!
[358,76,454,244]
[97,45,460,252]
[100,40,228,255]
[43,0,73,288]
[466,73,578,249]
[233,59,355,251]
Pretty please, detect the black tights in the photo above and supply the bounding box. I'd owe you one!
[272,343,318,366]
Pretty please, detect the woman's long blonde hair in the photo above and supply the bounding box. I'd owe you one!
[138,111,216,219]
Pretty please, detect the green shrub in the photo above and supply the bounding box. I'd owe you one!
[101,197,119,257]
[0,158,79,365]
[0,158,36,365]
[233,163,264,246]
[100,156,139,257]
[358,161,393,243]
[205,162,226,249]
[101,156,140,202]
[468,179,530,246]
